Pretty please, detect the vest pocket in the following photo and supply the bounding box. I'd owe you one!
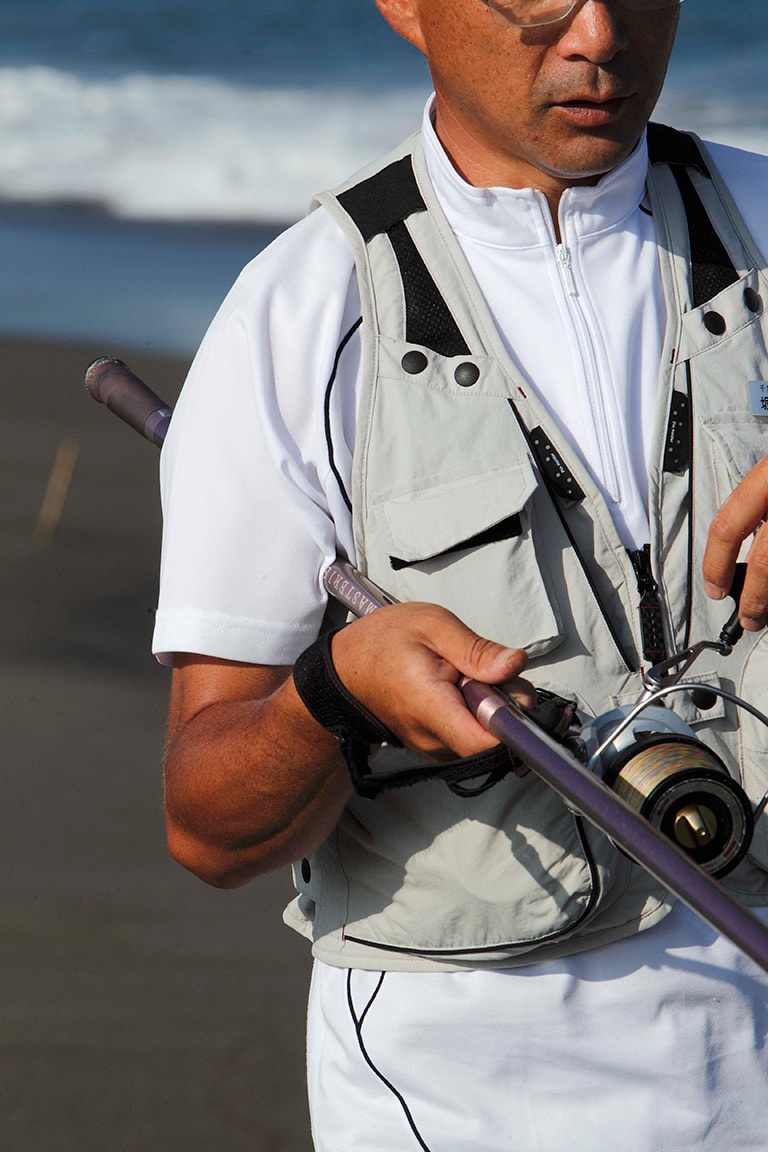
[372,460,565,658]
[336,774,601,958]
[691,419,768,643]
[738,632,768,871]
[701,418,768,510]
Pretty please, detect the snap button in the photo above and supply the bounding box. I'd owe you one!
[301,858,311,883]
[401,350,428,374]
[744,287,762,313]
[691,687,717,712]
[454,362,480,388]
[703,311,727,336]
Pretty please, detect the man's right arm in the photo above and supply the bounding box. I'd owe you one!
[163,603,532,889]
[163,654,352,889]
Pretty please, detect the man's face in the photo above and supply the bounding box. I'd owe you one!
[376,0,679,194]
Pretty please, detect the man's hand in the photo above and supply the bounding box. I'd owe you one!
[331,601,534,760]
[703,457,768,631]
[164,601,533,887]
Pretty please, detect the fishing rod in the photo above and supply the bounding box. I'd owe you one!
[84,354,768,974]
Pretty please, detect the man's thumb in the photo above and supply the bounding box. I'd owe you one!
[457,631,528,685]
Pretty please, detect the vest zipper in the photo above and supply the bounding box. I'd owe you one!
[507,400,637,673]
[628,543,668,665]
[683,360,695,649]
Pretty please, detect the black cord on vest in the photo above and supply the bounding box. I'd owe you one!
[346,970,434,1152]
[324,316,362,513]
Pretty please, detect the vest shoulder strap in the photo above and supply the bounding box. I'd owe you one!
[647,121,739,306]
[334,124,742,349]
[336,155,426,241]
[337,156,470,356]
[646,121,711,176]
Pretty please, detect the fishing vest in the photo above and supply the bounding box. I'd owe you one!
[284,125,768,972]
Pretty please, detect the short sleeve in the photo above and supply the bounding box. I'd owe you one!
[152,209,361,665]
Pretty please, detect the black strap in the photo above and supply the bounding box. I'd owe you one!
[646,122,711,177]
[293,628,404,799]
[346,686,577,800]
[647,122,739,306]
[337,156,426,242]
[337,155,469,356]
[387,221,470,356]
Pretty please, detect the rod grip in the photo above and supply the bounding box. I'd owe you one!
[84,357,172,447]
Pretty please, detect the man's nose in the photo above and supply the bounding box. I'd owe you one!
[556,0,629,64]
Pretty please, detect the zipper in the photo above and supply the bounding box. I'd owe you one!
[658,356,694,651]
[683,360,695,649]
[507,400,637,673]
[556,242,578,296]
[553,237,621,503]
[628,543,668,665]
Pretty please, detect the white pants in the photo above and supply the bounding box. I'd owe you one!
[307,903,768,1152]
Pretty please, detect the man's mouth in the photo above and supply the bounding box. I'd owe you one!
[554,94,630,123]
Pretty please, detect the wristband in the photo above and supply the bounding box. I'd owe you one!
[292,630,513,797]
[293,629,403,798]
[293,630,576,800]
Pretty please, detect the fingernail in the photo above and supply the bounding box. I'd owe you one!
[741,616,765,633]
[703,580,726,600]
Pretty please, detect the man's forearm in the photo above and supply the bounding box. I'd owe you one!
[164,668,353,888]
[163,604,531,888]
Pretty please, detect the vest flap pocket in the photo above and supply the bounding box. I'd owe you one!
[702,419,768,506]
[738,633,768,872]
[372,462,565,658]
[335,775,600,958]
[678,269,765,362]
[380,462,537,565]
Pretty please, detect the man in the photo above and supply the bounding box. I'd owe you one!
[154,0,768,1147]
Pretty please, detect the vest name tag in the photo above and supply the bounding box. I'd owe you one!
[748,381,768,418]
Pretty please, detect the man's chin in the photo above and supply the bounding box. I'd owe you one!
[540,132,644,185]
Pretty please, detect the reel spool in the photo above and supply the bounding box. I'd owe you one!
[582,707,753,878]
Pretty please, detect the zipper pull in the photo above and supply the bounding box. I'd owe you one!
[556,243,578,296]
[629,544,668,664]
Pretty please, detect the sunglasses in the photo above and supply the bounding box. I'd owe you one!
[482,0,684,29]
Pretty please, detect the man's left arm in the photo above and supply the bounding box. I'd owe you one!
[703,457,768,630]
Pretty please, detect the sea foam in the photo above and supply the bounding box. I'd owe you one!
[0,66,428,223]
[2,60,768,226]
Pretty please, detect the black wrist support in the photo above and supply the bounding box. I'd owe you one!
[293,630,576,801]
[294,629,516,800]
[292,628,404,797]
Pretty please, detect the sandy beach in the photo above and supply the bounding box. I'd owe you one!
[1,337,312,1150]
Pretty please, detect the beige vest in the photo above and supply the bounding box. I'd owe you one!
[284,128,768,972]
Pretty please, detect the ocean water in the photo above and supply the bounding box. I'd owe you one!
[1,0,766,353]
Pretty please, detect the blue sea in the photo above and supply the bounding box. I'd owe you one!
[1,0,766,354]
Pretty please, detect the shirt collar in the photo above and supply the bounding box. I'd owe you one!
[420,95,650,249]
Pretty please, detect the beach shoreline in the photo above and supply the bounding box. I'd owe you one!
[1,334,313,1152]
[0,208,284,357]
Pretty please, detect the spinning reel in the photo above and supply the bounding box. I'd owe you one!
[575,569,768,878]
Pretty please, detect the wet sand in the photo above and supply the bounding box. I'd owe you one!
[0,338,312,1150]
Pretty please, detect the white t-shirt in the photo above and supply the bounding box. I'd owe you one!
[154,104,768,1149]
